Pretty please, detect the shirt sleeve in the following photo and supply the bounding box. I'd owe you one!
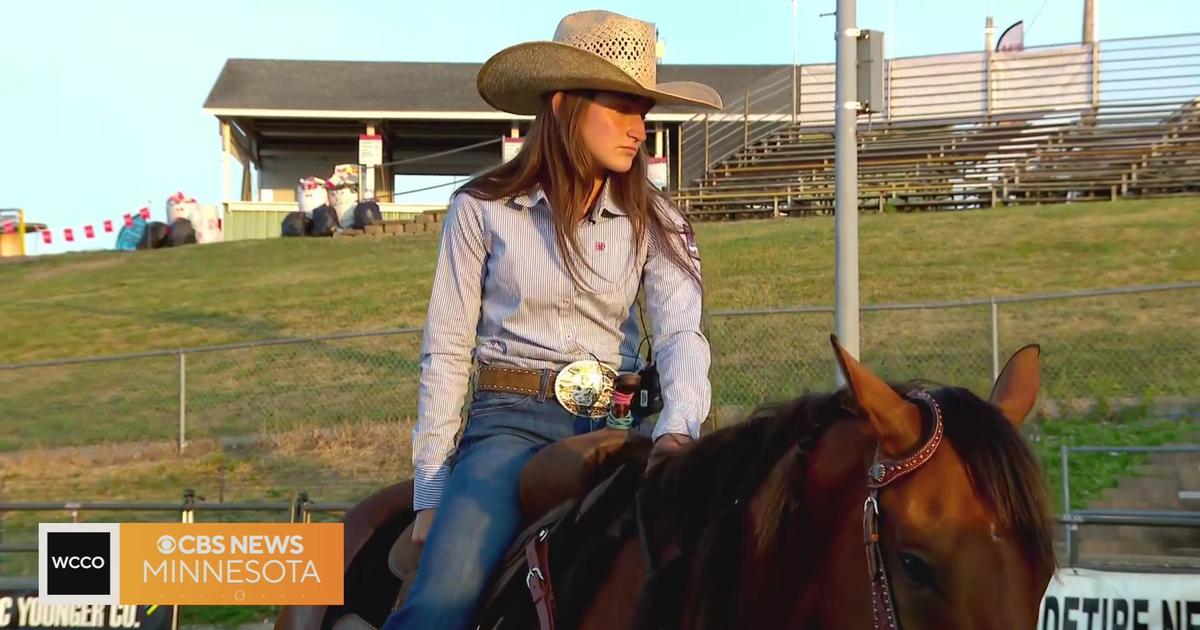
[642,201,712,441]
[412,193,487,510]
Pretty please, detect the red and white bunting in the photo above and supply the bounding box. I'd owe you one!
[42,230,52,244]
[84,225,95,239]
[103,220,113,233]
[64,228,74,242]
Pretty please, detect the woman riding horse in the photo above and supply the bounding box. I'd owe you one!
[383,11,723,630]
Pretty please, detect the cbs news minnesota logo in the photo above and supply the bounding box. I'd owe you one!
[39,523,343,605]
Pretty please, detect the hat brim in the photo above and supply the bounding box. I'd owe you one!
[477,41,724,115]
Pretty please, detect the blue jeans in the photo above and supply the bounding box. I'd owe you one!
[382,391,613,630]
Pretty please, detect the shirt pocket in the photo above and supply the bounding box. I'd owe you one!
[577,218,639,297]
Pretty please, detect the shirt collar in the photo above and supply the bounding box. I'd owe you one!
[507,181,629,218]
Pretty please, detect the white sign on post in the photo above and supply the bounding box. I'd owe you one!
[647,156,669,190]
[502,136,524,163]
[1038,568,1200,630]
[359,134,383,167]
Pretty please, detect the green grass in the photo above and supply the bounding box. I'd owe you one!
[0,197,1196,450]
[2,198,1196,361]
[1028,409,1198,511]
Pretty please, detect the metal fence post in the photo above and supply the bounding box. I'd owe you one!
[1060,445,1077,567]
[989,297,1000,382]
[178,351,187,454]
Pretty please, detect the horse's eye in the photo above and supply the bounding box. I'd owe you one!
[899,553,936,588]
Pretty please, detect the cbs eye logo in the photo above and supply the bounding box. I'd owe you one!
[39,523,120,605]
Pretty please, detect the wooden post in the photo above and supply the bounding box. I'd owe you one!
[220,121,233,204]
[703,115,710,170]
[743,87,751,149]
[885,59,893,121]
[677,124,684,190]
[985,16,995,116]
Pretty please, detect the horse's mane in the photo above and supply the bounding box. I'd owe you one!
[933,385,1057,575]
[639,390,846,630]
[640,384,1056,630]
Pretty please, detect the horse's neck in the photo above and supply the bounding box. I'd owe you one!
[734,418,876,628]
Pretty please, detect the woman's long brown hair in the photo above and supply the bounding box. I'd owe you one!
[455,91,701,289]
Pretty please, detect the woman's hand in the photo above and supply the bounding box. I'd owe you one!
[646,432,693,472]
[411,509,437,544]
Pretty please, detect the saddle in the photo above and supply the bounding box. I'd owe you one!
[275,428,652,630]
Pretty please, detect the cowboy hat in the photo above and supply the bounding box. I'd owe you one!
[476,10,724,115]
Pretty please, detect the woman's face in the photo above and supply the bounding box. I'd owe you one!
[573,91,652,175]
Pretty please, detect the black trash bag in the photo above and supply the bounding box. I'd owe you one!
[138,221,171,250]
[352,201,382,230]
[167,218,198,247]
[282,211,310,237]
[309,205,340,236]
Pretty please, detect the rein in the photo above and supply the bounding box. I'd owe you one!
[862,389,945,630]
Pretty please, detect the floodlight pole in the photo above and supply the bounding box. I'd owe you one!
[834,0,860,384]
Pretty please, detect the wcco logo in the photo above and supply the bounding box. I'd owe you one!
[50,555,107,570]
[38,523,121,605]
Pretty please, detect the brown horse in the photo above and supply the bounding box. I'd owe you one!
[277,337,1056,629]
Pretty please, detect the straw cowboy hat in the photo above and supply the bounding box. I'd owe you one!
[477,10,724,115]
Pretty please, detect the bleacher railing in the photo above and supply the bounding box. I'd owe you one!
[677,32,1200,188]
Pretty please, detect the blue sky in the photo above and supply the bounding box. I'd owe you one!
[1,0,1191,254]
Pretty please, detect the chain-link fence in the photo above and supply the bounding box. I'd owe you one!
[1,282,1196,451]
[705,282,1199,425]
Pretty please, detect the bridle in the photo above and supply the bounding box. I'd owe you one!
[862,389,945,630]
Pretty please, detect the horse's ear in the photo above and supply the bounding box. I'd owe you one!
[830,335,923,457]
[989,344,1041,427]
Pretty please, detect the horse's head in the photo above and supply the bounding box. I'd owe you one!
[724,340,1056,630]
[787,340,1057,629]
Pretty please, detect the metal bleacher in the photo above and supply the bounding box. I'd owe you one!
[670,33,1200,219]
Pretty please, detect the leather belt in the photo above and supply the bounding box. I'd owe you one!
[476,365,555,399]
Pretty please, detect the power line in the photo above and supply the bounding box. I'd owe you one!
[1025,0,1054,37]
[378,137,501,168]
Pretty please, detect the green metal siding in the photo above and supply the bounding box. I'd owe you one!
[223,207,431,242]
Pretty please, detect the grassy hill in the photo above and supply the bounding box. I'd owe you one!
[2,198,1196,362]
[1,198,1197,453]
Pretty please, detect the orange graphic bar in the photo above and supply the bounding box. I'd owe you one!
[118,523,343,606]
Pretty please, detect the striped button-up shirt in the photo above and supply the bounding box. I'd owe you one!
[413,182,711,510]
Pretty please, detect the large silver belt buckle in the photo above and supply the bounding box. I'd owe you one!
[554,359,616,418]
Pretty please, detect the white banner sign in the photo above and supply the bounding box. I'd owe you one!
[647,156,669,190]
[1038,568,1200,630]
[358,134,383,167]
[502,136,524,163]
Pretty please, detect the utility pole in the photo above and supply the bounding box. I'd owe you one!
[834,0,860,379]
[1083,0,1096,44]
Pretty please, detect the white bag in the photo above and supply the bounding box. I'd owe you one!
[297,177,328,216]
